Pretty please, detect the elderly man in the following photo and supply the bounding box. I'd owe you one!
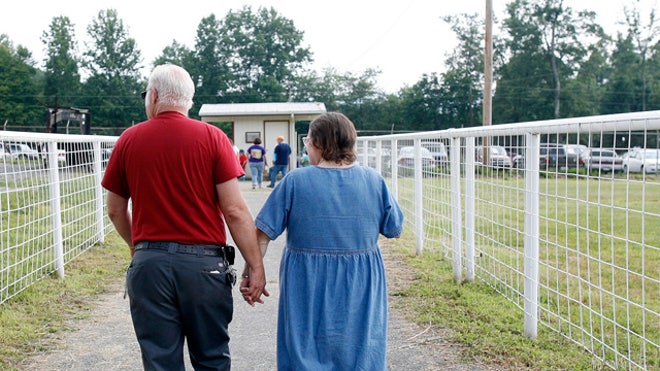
[268,135,292,188]
[102,63,268,370]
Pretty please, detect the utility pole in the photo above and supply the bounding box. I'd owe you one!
[484,0,493,128]
[482,0,493,163]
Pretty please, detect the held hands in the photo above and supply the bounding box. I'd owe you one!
[239,267,269,306]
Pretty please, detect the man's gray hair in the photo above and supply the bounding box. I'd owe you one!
[147,64,195,110]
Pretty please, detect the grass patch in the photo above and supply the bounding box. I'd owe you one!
[0,233,130,370]
[386,230,608,370]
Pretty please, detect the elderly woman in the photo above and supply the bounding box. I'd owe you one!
[242,111,404,370]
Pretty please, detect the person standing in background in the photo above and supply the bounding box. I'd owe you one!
[268,135,291,188]
[230,138,239,158]
[102,63,268,370]
[238,149,248,181]
[247,137,268,189]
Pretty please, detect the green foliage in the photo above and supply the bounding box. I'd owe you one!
[41,16,81,105]
[0,2,659,133]
[78,9,145,128]
[0,36,44,127]
[219,6,313,103]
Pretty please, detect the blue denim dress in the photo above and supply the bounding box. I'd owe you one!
[255,165,404,370]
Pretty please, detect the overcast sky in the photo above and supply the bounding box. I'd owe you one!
[0,0,656,93]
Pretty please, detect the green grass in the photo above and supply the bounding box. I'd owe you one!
[393,172,660,370]
[386,231,608,370]
[1,174,105,301]
[0,233,130,370]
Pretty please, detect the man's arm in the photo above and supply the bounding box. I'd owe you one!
[106,191,134,256]
[216,178,268,305]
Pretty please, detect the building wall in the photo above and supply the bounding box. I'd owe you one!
[230,116,295,168]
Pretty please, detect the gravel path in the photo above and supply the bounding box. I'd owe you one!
[20,181,501,371]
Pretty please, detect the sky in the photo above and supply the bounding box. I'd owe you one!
[0,0,656,93]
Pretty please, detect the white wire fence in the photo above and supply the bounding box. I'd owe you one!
[0,131,117,304]
[357,111,660,371]
[2,111,659,370]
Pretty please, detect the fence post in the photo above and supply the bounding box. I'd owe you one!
[375,140,382,174]
[524,133,540,339]
[47,141,65,278]
[361,139,369,167]
[390,139,398,200]
[450,136,463,282]
[414,139,424,255]
[93,141,105,243]
[464,137,476,282]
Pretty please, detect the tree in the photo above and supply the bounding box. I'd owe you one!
[493,53,553,123]
[648,41,660,110]
[562,39,611,117]
[188,14,232,110]
[152,40,194,71]
[622,0,658,110]
[441,13,488,128]
[399,74,444,131]
[0,35,44,129]
[80,9,145,127]
[41,16,81,108]
[601,34,643,113]
[498,0,603,120]
[219,6,313,102]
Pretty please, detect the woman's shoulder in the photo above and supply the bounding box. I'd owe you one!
[352,164,382,177]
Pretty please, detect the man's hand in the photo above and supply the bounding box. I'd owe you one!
[239,267,270,306]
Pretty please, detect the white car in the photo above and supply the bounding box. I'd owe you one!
[475,145,513,168]
[5,143,40,160]
[397,146,436,170]
[622,148,660,174]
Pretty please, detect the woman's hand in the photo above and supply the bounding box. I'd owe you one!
[239,268,270,306]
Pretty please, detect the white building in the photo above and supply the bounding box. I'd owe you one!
[199,102,326,168]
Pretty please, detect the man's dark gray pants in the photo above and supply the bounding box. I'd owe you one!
[126,244,234,371]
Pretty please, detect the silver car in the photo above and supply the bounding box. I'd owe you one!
[622,148,660,173]
[397,146,436,170]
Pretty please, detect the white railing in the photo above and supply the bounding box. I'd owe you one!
[0,131,118,304]
[357,111,660,371]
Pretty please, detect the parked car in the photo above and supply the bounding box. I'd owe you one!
[397,146,435,170]
[622,148,660,174]
[422,141,449,167]
[0,143,7,160]
[475,145,512,168]
[583,149,623,173]
[5,143,40,160]
[564,144,589,167]
[539,143,580,170]
[40,148,67,166]
[507,147,526,168]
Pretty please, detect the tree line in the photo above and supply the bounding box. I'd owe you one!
[0,0,658,138]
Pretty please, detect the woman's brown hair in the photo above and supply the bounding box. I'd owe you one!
[308,112,357,164]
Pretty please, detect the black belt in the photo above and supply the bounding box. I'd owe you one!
[135,241,226,258]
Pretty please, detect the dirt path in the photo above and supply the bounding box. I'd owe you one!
[19,183,502,371]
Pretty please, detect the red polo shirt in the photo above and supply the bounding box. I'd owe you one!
[101,112,244,245]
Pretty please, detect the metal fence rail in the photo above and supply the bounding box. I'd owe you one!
[1,131,117,304]
[357,111,660,371]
